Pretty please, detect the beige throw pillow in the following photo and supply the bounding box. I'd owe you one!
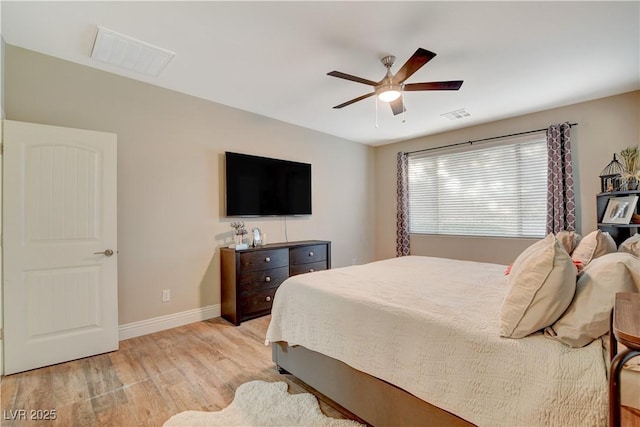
[571,230,617,266]
[545,252,640,347]
[618,233,640,258]
[555,230,582,254]
[500,234,577,338]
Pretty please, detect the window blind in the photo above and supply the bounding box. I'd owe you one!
[408,135,547,238]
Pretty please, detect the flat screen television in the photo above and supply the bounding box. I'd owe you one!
[225,151,312,216]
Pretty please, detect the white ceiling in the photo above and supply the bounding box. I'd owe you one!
[2,1,639,146]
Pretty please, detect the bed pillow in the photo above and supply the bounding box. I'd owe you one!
[618,233,640,257]
[555,230,582,254]
[500,234,577,338]
[571,230,616,266]
[544,252,640,347]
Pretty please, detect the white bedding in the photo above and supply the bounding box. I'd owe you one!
[265,256,608,427]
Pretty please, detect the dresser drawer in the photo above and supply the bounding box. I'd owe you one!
[239,266,288,292]
[290,244,327,266]
[239,248,288,272]
[240,288,278,316]
[290,260,327,276]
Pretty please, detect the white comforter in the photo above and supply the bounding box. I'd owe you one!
[265,256,608,427]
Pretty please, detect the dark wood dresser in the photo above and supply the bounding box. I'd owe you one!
[220,240,331,325]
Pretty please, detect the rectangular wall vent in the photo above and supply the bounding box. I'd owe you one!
[441,108,471,120]
[90,26,175,77]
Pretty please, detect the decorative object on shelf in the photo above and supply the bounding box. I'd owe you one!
[619,146,640,190]
[251,228,263,247]
[599,154,624,192]
[602,195,639,224]
[229,221,249,249]
[632,213,640,224]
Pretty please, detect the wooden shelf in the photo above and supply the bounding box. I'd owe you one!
[596,190,640,246]
[598,189,640,197]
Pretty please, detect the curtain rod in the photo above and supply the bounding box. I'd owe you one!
[407,122,578,155]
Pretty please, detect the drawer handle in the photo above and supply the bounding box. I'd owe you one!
[265,276,271,282]
[265,257,271,262]
[309,268,314,272]
[265,296,272,302]
[309,251,314,257]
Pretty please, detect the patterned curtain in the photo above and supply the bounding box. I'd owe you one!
[546,123,576,234]
[396,152,410,256]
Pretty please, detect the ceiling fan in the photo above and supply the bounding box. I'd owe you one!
[327,48,463,116]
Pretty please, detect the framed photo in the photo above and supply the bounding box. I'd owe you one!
[602,195,639,224]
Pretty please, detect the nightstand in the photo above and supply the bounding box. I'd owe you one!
[609,292,640,427]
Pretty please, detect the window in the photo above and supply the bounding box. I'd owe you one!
[408,135,547,238]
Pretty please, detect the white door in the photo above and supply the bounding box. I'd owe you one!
[3,120,118,374]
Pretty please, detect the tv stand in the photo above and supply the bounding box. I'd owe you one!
[220,240,331,325]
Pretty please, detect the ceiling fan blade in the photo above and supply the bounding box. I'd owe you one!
[333,92,376,109]
[327,71,379,86]
[403,81,464,91]
[392,48,437,84]
[390,98,406,116]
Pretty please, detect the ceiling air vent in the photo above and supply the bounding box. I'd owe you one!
[90,26,175,77]
[441,108,471,120]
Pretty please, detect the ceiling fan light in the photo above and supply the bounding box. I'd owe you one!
[376,84,402,102]
[378,89,401,102]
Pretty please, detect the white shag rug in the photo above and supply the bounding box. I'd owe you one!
[163,380,363,427]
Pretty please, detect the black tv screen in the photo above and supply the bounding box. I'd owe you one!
[225,152,312,216]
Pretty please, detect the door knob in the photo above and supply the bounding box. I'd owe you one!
[94,249,114,257]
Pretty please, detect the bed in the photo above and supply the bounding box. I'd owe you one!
[265,255,613,426]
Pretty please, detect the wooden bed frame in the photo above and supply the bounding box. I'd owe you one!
[272,341,473,427]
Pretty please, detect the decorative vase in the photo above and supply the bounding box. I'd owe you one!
[628,178,638,191]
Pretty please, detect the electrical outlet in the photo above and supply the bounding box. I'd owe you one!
[162,289,170,302]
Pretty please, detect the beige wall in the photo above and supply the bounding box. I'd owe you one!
[375,91,640,264]
[0,36,5,373]
[1,37,4,118]
[4,45,376,325]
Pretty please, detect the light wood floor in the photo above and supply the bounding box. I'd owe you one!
[0,316,356,427]
[2,316,639,427]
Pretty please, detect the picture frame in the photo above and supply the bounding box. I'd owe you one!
[252,228,263,247]
[602,195,639,224]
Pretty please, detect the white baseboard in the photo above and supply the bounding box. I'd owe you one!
[119,304,221,341]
